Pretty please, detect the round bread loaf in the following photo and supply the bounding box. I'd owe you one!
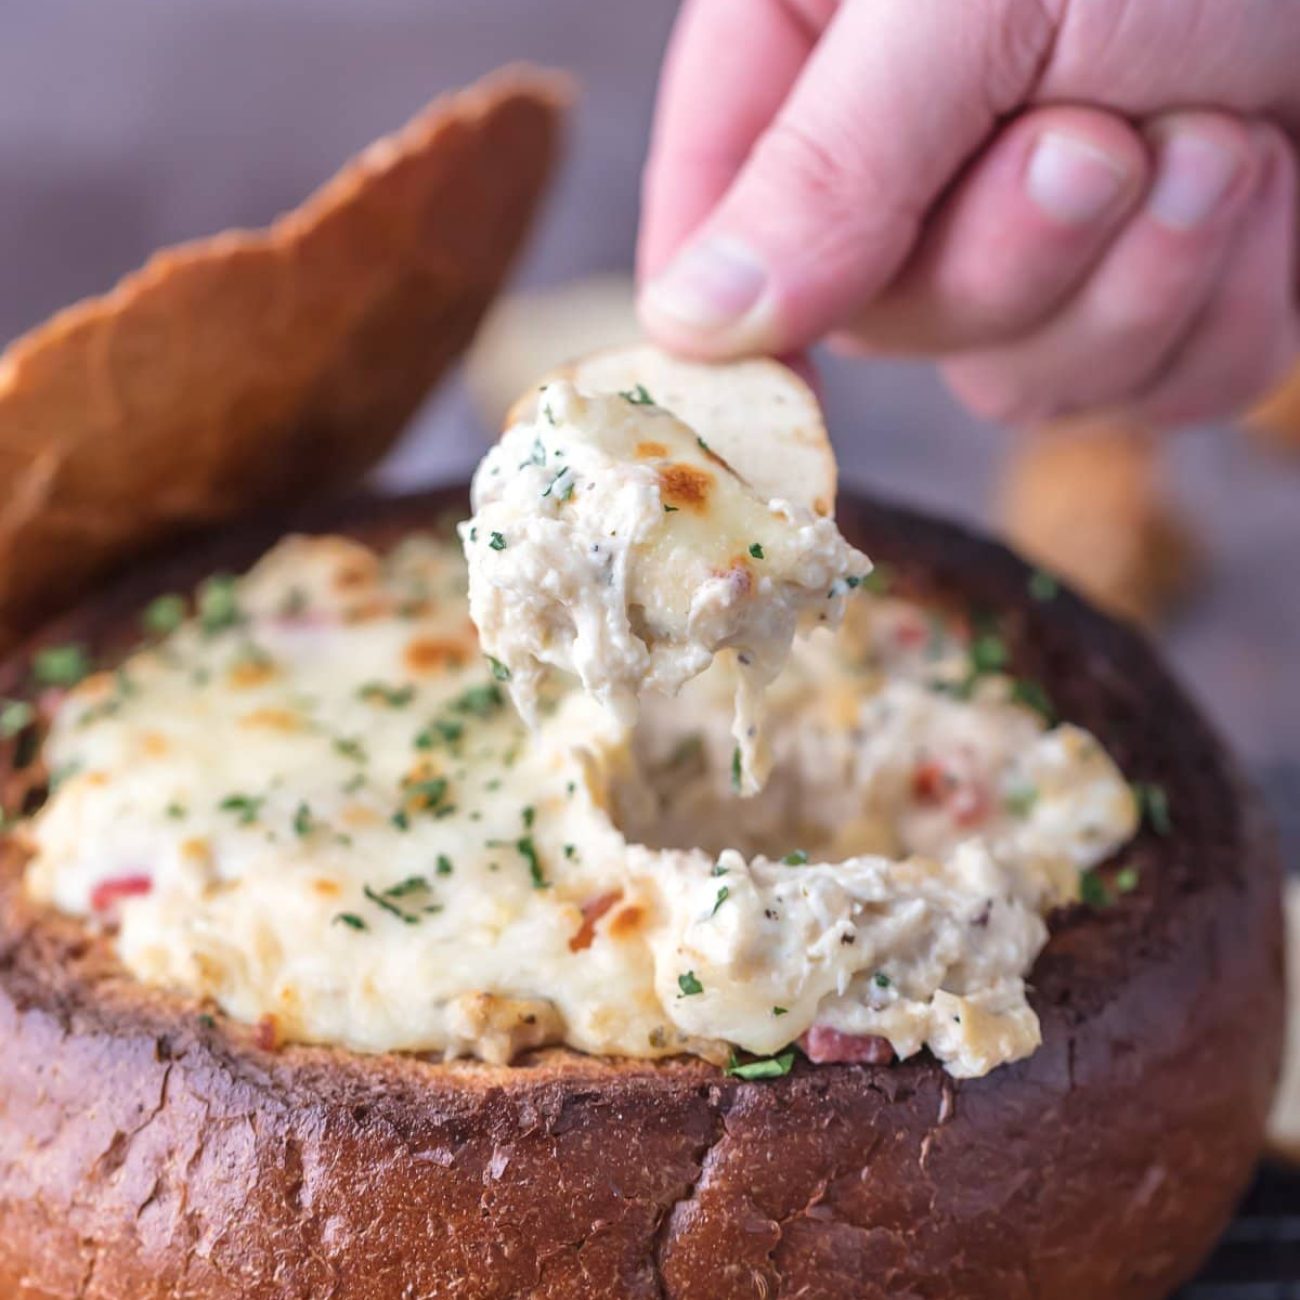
[0,487,1282,1300]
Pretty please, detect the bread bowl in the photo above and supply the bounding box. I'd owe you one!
[0,482,1281,1299]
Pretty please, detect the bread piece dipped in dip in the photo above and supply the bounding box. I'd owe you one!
[460,347,869,792]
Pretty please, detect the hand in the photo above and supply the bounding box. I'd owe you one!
[637,0,1300,425]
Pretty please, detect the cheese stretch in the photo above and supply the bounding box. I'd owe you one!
[22,534,1137,1079]
[462,380,869,793]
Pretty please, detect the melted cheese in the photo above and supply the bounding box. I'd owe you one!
[21,533,1137,1079]
[461,380,869,791]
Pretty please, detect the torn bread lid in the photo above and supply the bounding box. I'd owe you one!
[0,65,572,652]
[465,346,868,793]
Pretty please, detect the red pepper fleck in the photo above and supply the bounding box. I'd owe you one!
[89,874,152,913]
[799,1026,895,1065]
[253,1015,281,1052]
[568,891,621,953]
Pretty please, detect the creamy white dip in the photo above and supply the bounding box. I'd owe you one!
[21,533,1137,1079]
[460,380,869,792]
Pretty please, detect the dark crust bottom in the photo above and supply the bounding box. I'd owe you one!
[0,487,1282,1299]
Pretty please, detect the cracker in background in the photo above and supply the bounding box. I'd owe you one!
[463,273,642,431]
[998,417,1197,626]
[1246,360,1300,455]
[0,65,571,649]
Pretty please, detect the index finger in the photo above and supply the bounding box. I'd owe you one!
[637,0,825,279]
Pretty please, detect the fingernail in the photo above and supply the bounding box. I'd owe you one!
[1026,132,1130,226]
[641,236,767,331]
[1147,131,1242,230]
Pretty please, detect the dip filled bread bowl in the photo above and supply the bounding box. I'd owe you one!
[0,83,1285,1300]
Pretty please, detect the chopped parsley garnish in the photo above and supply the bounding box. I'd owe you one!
[333,913,368,931]
[1079,869,1111,909]
[1115,866,1141,894]
[773,1006,788,1017]
[522,805,536,829]
[292,802,313,837]
[874,972,892,989]
[1132,782,1172,836]
[415,717,464,750]
[436,854,454,876]
[1010,678,1055,722]
[678,970,704,997]
[781,850,808,866]
[333,736,367,763]
[32,643,91,688]
[517,835,547,888]
[488,532,507,551]
[542,400,557,426]
[197,574,242,635]
[0,699,34,739]
[696,435,711,453]
[563,843,577,860]
[542,469,575,501]
[364,884,421,925]
[725,1049,796,1080]
[197,1013,217,1029]
[711,885,731,916]
[731,746,742,793]
[142,593,187,636]
[486,656,511,682]
[748,543,765,560]
[620,384,655,406]
[164,801,187,820]
[359,682,416,708]
[711,861,729,877]
[663,504,679,514]
[1004,784,1039,818]
[384,875,430,898]
[969,631,1009,675]
[218,793,263,825]
[1029,569,1060,602]
[405,778,449,814]
[454,683,504,717]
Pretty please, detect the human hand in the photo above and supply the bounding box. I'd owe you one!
[637,0,1300,425]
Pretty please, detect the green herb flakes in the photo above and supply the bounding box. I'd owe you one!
[333,912,368,932]
[1132,782,1172,836]
[731,746,742,793]
[197,574,241,635]
[1004,784,1038,818]
[1010,678,1055,722]
[781,850,808,866]
[725,1049,796,1080]
[0,699,34,739]
[487,656,511,682]
[359,682,416,708]
[32,643,90,688]
[748,543,765,560]
[711,885,731,916]
[1029,570,1060,602]
[488,532,507,551]
[517,835,547,889]
[620,384,655,406]
[142,593,186,636]
[218,793,263,825]
[436,854,454,876]
[678,970,704,997]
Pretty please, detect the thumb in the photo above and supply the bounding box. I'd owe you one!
[638,0,1053,358]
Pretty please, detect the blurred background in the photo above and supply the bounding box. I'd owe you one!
[1,0,1296,852]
